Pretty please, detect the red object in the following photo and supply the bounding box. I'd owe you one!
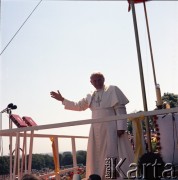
[10,114,28,128]
[22,116,37,126]
[127,0,150,11]
[132,0,147,3]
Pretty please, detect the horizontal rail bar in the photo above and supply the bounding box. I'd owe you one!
[0,132,88,139]
[0,107,178,135]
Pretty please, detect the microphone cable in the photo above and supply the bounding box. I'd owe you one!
[0,0,43,56]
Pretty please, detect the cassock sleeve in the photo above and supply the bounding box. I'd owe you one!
[62,98,89,111]
[114,103,127,130]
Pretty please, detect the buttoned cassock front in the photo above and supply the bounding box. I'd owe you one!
[62,85,134,179]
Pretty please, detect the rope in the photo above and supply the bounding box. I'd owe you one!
[0,0,43,56]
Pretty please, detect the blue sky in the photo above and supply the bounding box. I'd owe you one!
[1,0,178,155]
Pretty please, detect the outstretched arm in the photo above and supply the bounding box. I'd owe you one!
[50,90,64,102]
[50,90,89,111]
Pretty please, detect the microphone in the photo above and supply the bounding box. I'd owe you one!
[12,105,17,110]
[0,103,17,113]
[7,103,14,109]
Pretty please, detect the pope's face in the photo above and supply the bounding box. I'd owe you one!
[90,74,105,90]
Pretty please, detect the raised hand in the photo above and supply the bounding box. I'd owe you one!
[50,90,64,102]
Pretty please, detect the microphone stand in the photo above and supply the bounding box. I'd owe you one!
[0,105,16,180]
[7,109,13,180]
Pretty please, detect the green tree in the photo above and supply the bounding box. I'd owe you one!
[31,154,46,170]
[0,151,87,175]
[43,154,54,169]
[59,153,63,166]
[76,150,86,165]
[162,93,178,108]
[61,152,73,166]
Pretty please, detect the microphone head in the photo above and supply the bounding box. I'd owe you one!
[7,103,14,108]
[12,105,17,110]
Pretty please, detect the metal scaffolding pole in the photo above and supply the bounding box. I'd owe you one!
[143,2,162,108]
[130,0,152,152]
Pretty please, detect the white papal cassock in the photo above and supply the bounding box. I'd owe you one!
[62,85,134,179]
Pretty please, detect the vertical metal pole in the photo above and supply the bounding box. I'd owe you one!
[130,0,152,152]
[143,2,163,108]
[143,2,157,86]
[9,116,13,180]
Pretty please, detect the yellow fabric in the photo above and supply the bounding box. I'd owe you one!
[128,116,145,163]
[50,137,60,173]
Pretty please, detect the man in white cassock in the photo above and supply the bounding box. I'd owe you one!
[50,72,134,180]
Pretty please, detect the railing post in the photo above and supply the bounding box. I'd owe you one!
[71,137,77,174]
[21,131,27,175]
[28,130,34,174]
[13,132,20,180]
